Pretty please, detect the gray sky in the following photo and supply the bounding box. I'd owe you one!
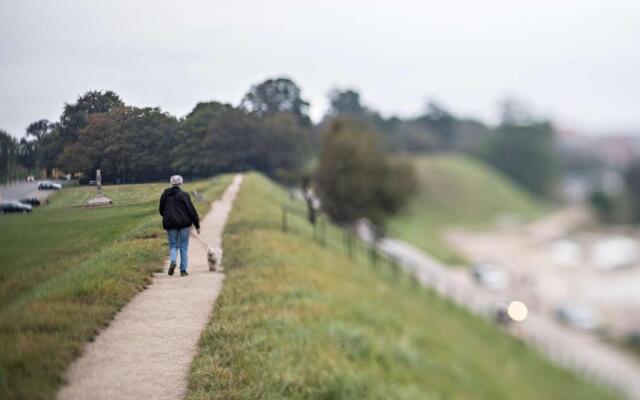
[1,0,639,137]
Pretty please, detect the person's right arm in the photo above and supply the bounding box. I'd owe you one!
[183,194,200,233]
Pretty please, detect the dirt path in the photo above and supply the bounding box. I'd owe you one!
[57,174,243,400]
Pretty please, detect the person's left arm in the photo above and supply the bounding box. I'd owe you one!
[159,192,166,216]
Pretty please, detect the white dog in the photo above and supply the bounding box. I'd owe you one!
[207,246,223,272]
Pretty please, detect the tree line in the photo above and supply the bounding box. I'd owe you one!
[8,76,640,229]
[2,76,566,230]
[0,130,21,184]
[2,77,562,195]
[323,89,561,198]
[1,79,313,184]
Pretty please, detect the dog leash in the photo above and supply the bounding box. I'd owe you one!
[189,231,210,250]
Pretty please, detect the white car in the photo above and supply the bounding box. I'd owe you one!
[38,181,62,190]
[590,236,639,270]
[555,305,602,330]
[471,263,509,290]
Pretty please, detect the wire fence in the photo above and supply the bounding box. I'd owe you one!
[281,204,513,312]
[281,205,421,288]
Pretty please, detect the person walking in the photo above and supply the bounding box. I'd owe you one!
[159,175,200,277]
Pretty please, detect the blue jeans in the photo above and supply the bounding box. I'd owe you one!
[167,227,190,272]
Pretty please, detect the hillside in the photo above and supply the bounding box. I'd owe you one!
[187,173,616,400]
[388,155,547,264]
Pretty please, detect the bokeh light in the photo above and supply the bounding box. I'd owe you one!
[508,301,528,322]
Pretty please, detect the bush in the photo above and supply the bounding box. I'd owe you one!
[314,118,416,229]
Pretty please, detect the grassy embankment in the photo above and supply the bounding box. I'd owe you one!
[388,155,547,264]
[0,176,232,400]
[187,173,618,400]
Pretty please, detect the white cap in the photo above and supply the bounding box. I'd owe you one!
[170,175,183,185]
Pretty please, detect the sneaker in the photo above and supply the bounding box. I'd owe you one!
[180,270,189,277]
[168,262,176,276]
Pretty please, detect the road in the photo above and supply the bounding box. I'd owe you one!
[371,209,640,399]
[447,208,640,337]
[0,181,46,202]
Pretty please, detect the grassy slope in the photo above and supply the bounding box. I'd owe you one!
[0,176,231,400]
[388,155,546,264]
[187,173,617,400]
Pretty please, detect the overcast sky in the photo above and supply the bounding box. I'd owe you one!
[1,0,639,137]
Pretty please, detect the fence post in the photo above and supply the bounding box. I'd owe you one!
[312,220,317,241]
[282,206,288,232]
[411,272,420,289]
[352,233,358,259]
[342,229,347,253]
[390,255,398,276]
[369,243,378,266]
[322,220,327,246]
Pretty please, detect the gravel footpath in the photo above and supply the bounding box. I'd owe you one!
[57,174,243,400]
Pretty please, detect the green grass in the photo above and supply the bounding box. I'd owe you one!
[388,155,547,264]
[187,173,618,400]
[0,176,232,400]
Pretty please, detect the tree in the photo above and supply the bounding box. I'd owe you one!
[589,189,632,224]
[17,138,37,173]
[258,112,311,179]
[36,126,64,174]
[26,119,51,141]
[173,102,310,181]
[54,90,125,172]
[240,77,311,126]
[0,130,18,183]
[624,161,640,223]
[327,89,366,117]
[479,101,560,197]
[387,121,439,154]
[481,119,560,197]
[201,106,263,173]
[420,101,455,149]
[173,102,259,176]
[314,118,416,229]
[17,119,55,173]
[500,98,535,126]
[58,90,124,143]
[322,92,487,155]
[21,119,59,173]
[62,106,177,182]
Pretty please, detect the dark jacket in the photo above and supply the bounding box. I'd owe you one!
[159,186,200,230]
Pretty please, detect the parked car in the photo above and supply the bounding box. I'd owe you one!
[555,304,602,330]
[38,181,62,190]
[20,197,41,207]
[0,201,33,214]
[471,263,509,290]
